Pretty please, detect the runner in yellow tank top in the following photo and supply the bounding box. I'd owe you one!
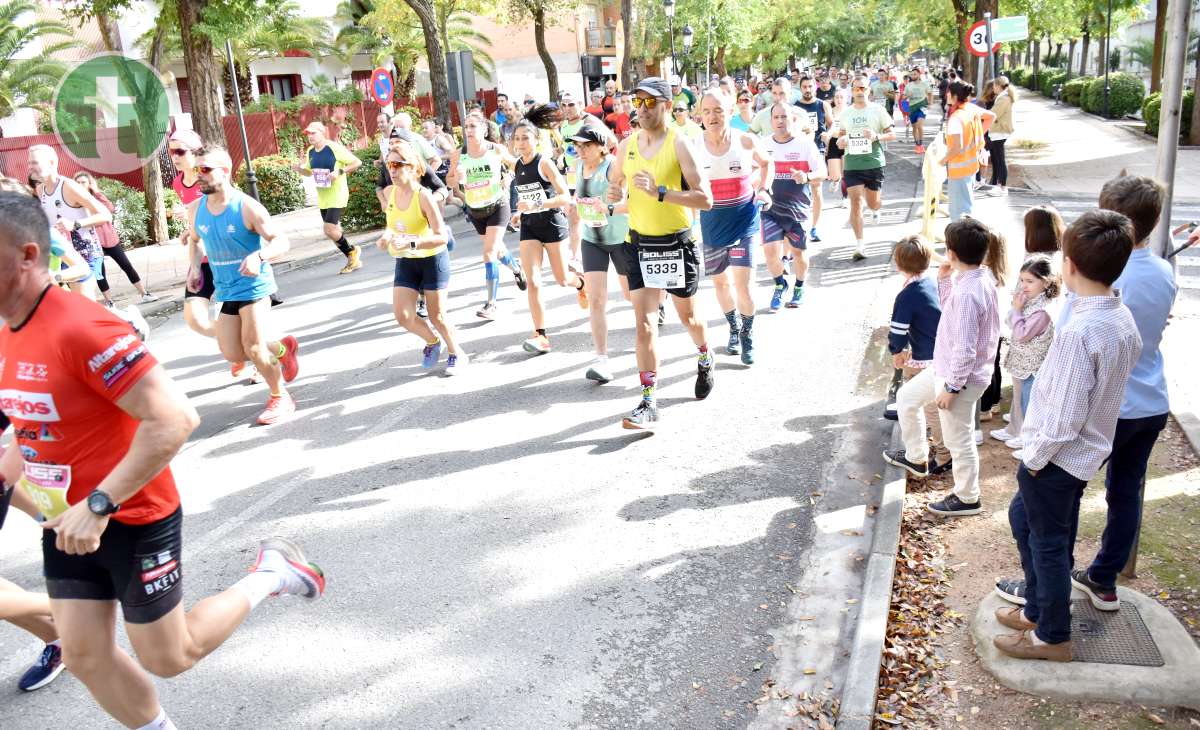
[377,143,467,374]
[606,77,715,430]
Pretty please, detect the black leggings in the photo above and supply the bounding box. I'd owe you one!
[988,138,1008,186]
[97,246,142,294]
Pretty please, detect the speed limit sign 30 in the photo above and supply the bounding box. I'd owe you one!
[966,19,1001,58]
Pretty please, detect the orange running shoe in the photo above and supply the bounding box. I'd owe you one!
[256,393,296,426]
[277,335,300,382]
[231,361,247,378]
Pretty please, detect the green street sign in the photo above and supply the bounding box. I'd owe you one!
[990,15,1029,43]
[52,53,170,175]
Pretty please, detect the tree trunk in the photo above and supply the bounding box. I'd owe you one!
[177,0,225,144]
[1024,42,1031,66]
[620,0,635,88]
[951,0,970,75]
[223,63,254,110]
[1151,0,1167,92]
[1097,32,1107,74]
[1032,33,1042,86]
[715,46,727,77]
[1068,38,1077,71]
[403,0,450,128]
[1191,35,1200,145]
[1080,19,1091,76]
[398,66,417,102]
[531,5,559,100]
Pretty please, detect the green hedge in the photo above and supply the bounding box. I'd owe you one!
[340,142,386,233]
[1008,67,1029,87]
[1062,76,1094,106]
[1082,73,1144,118]
[95,178,184,246]
[235,155,307,216]
[1143,90,1195,140]
[1040,70,1072,98]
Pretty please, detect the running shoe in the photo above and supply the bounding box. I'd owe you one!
[1012,449,1025,461]
[576,285,588,310]
[231,361,248,378]
[622,399,659,430]
[1071,568,1119,611]
[522,333,551,354]
[926,493,982,517]
[513,263,528,291]
[416,296,428,319]
[914,144,925,154]
[851,249,867,262]
[726,327,741,355]
[421,341,443,369]
[1005,437,1024,449]
[278,335,300,383]
[252,537,326,600]
[18,644,64,692]
[256,393,297,426]
[809,227,821,242]
[870,209,881,225]
[786,287,804,308]
[695,358,715,399]
[140,293,160,303]
[585,359,613,384]
[445,353,467,375]
[657,303,667,327]
[740,330,755,366]
[476,301,498,320]
[769,284,786,312]
[339,246,363,274]
[990,427,1016,442]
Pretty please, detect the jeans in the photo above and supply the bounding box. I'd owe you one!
[947,176,973,219]
[988,138,1008,186]
[1082,413,1169,587]
[1018,374,1034,422]
[1010,462,1087,644]
[897,367,985,501]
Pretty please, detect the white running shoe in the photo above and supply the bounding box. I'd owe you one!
[990,427,1016,442]
[1012,449,1025,461]
[585,358,613,384]
[252,537,325,600]
[1005,437,1024,450]
[140,293,160,303]
[871,209,881,225]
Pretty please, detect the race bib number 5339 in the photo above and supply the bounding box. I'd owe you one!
[638,248,685,289]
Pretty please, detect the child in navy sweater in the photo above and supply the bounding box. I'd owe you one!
[886,236,948,469]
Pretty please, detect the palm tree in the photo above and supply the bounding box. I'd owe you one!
[0,0,81,119]
[334,0,426,100]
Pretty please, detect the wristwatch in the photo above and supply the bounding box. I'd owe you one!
[607,203,615,217]
[409,239,418,251]
[657,185,667,202]
[943,383,961,394]
[72,220,81,231]
[87,490,120,517]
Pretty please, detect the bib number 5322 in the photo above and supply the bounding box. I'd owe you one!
[638,248,685,289]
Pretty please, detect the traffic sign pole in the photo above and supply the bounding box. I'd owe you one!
[985,11,996,84]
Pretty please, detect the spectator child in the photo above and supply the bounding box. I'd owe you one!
[884,218,1005,519]
[993,209,1141,662]
[886,236,950,471]
[1002,255,1060,458]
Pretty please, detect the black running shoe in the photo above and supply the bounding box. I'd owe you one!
[926,493,982,517]
[994,577,1027,606]
[882,449,929,477]
[513,265,528,292]
[929,458,954,475]
[695,359,715,399]
[622,400,659,430]
[1071,568,1119,611]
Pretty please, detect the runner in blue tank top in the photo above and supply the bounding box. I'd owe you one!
[187,146,301,426]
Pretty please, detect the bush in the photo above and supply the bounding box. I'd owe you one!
[1082,73,1144,118]
[1143,90,1195,140]
[1062,76,1094,106]
[340,142,386,233]
[235,154,307,216]
[1008,67,1028,87]
[1040,70,1071,98]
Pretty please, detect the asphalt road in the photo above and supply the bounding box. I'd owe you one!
[0,142,922,729]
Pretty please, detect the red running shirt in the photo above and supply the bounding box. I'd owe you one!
[0,286,179,525]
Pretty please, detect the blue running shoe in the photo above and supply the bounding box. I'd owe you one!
[19,644,64,692]
[421,341,443,369]
[726,327,741,355]
[740,329,755,365]
[769,284,786,312]
[786,287,804,308]
[810,227,821,242]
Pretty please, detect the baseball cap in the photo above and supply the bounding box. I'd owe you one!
[168,129,203,150]
[669,74,682,87]
[568,123,608,145]
[635,77,672,99]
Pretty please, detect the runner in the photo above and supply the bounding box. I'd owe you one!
[0,190,325,730]
[186,147,301,426]
[377,141,467,373]
[794,76,832,242]
[821,87,849,209]
[762,102,828,311]
[816,75,836,102]
[902,68,932,154]
[834,77,896,261]
[557,93,605,264]
[607,77,715,429]
[670,75,697,112]
[573,123,630,383]
[669,102,704,141]
[446,112,527,320]
[731,90,756,132]
[27,145,111,303]
[509,120,587,355]
[871,67,897,119]
[696,89,773,364]
[293,121,363,275]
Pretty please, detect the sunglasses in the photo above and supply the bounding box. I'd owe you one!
[524,99,535,105]
[386,160,413,170]
[564,102,577,107]
[631,97,662,109]
[737,97,751,103]
[195,165,224,175]
[169,147,192,157]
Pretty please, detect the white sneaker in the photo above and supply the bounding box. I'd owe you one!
[251,537,325,600]
[585,358,613,384]
[871,209,881,225]
[1002,413,1011,424]
[990,427,1015,442]
[974,429,984,445]
[140,293,160,303]
[1005,437,1024,449]
[1012,449,1025,460]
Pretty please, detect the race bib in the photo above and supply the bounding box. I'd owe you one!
[312,168,333,189]
[848,134,871,155]
[638,248,685,289]
[19,462,71,520]
[576,197,607,228]
[806,113,819,131]
[515,182,546,209]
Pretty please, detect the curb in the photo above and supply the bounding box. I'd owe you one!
[1172,410,1200,461]
[837,424,906,730]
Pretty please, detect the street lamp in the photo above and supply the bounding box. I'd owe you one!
[682,24,694,83]
[663,0,676,77]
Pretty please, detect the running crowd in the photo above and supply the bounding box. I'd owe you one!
[0,56,1191,729]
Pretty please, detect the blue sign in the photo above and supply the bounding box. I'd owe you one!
[370,67,394,106]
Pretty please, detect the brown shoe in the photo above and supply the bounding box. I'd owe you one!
[993,630,1072,662]
[995,605,1036,631]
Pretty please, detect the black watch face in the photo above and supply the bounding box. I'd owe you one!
[88,492,111,514]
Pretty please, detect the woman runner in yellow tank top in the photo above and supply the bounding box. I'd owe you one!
[377,143,467,374]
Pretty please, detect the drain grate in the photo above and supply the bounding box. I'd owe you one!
[1071,599,1164,667]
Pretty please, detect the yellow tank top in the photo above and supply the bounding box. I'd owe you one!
[385,186,442,259]
[624,128,691,237]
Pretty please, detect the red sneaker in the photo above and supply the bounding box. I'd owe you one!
[278,335,300,383]
[231,361,247,378]
[256,393,296,426]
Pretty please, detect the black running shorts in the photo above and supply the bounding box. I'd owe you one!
[621,232,701,298]
[844,167,885,191]
[184,261,216,300]
[43,507,184,624]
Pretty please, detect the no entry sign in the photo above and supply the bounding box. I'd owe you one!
[965,20,1001,58]
[370,67,394,106]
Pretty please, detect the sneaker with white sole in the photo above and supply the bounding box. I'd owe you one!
[585,358,613,383]
[990,427,1016,442]
[445,353,467,375]
[252,537,326,600]
[994,577,1028,605]
[1070,568,1119,611]
[18,643,64,692]
[882,449,929,478]
[1012,449,1025,460]
[927,493,982,517]
[1005,437,1024,449]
